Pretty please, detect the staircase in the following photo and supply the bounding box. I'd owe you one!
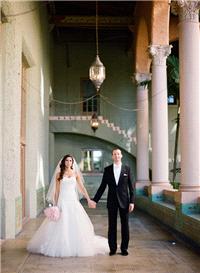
[49,115,136,156]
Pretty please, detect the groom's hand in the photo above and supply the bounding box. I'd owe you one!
[129,203,134,213]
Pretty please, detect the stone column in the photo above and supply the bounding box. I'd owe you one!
[0,0,4,239]
[134,73,151,195]
[175,0,200,212]
[148,45,172,201]
[1,18,21,239]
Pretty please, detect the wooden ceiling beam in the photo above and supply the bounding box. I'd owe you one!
[50,15,134,29]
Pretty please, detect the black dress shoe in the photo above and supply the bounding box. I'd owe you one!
[121,250,129,256]
[109,250,116,256]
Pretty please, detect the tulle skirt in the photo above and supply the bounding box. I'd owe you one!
[27,199,109,257]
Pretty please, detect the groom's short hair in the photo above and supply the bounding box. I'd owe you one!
[112,148,122,155]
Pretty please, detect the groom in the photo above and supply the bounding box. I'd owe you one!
[91,148,135,256]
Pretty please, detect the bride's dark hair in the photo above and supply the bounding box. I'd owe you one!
[58,154,74,181]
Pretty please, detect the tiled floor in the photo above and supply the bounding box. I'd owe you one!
[1,203,200,273]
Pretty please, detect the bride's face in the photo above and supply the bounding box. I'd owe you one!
[65,157,73,168]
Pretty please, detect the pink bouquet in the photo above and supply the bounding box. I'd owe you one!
[44,206,60,221]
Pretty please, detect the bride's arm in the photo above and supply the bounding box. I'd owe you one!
[76,173,90,202]
[54,173,60,205]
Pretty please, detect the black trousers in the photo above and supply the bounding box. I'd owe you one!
[108,205,129,252]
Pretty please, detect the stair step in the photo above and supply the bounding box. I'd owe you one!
[49,115,131,142]
[98,116,104,121]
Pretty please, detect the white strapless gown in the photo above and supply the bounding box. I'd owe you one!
[27,176,109,257]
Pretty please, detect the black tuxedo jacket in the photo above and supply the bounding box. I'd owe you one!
[93,164,135,210]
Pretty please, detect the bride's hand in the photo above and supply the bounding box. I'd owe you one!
[88,199,96,209]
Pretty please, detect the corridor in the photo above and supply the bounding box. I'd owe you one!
[2,203,200,273]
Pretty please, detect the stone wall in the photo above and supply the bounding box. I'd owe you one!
[1,1,52,238]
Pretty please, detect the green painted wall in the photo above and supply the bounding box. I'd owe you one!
[50,133,136,197]
[50,35,179,186]
[52,41,136,133]
[53,133,136,173]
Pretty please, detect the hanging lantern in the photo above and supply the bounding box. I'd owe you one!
[90,113,99,132]
[89,55,105,92]
[89,1,106,92]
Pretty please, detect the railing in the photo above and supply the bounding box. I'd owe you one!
[50,96,99,116]
[50,94,136,134]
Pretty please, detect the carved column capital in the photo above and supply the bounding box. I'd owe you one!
[133,73,151,86]
[171,0,200,22]
[148,45,172,65]
[170,1,180,15]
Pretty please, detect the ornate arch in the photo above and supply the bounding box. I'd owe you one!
[134,2,152,73]
[151,0,170,45]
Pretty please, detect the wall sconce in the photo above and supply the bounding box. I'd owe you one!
[90,113,99,133]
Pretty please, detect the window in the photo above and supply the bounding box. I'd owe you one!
[81,79,100,114]
[82,149,103,172]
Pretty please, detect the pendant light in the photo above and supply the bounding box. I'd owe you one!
[89,1,106,92]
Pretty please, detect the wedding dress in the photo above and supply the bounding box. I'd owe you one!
[27,176,109,257]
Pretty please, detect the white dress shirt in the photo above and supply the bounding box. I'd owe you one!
[113,163,122,185]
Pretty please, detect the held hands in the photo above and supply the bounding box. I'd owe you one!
[87,199,96,209]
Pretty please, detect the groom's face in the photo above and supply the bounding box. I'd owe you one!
[112,149,122,164]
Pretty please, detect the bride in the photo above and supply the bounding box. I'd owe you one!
[27,154,109,257]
